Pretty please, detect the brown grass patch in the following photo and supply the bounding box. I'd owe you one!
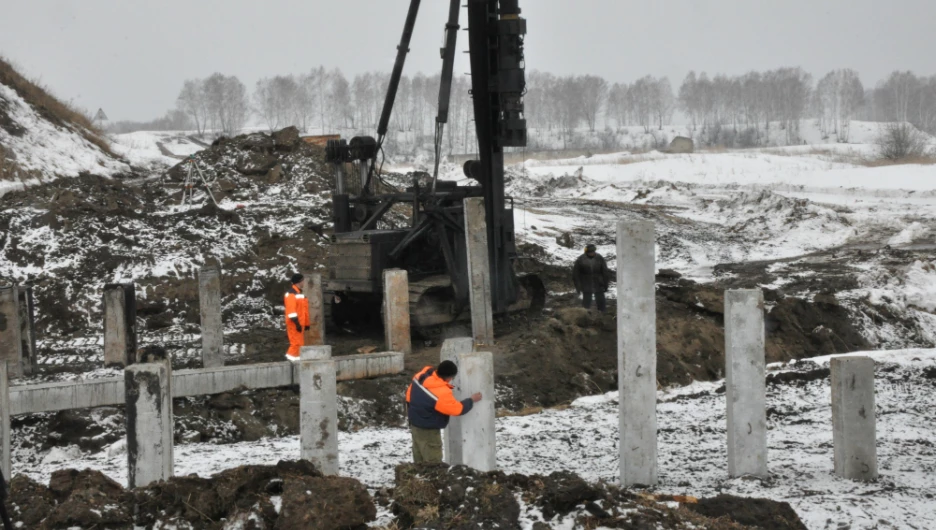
[861,155,936,167]
[0,56,116,158]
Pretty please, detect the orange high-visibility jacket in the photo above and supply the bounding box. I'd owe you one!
[284,285,310,327]
[405,366,473,429]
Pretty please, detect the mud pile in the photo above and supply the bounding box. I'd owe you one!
[164,126,331,197]
[4,461,806,529]
[4,461,374,530]
[389,463,806,529]
[0,127,333,345]
[484,269,871,409]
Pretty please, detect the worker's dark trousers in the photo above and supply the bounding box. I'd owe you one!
[582,291,607,312]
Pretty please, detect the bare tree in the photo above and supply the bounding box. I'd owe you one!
[607,82,629,129]
[678,71,700,131]
[651,77,674,130]
[222,75,250,135]
[874,72,936,136]
[555,77,584,147]
[327,69,353,129]
[352,74,374,130]
[176,79,208,137]
[253,78,279,132]
[876,71,917,123]
[816,69,864,141]
[304,66,330,132]
[254,75,302,132]
[578,75,608,132]
[630,76,656,133]
[202,73,226,133]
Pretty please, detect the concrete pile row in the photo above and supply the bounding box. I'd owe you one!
[616,220,877,485]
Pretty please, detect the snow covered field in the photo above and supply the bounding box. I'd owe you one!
[20,349,936,529]
[495,144,936,288]
[109,130,206,170]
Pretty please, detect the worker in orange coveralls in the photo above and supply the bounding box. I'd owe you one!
[284,273,310,361]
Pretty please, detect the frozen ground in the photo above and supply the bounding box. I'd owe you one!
[109,131,207,170]
[18,349,936,530]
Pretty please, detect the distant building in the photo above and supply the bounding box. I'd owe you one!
[667,136,694,154]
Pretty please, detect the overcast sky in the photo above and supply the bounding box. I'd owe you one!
[1,0,934,122]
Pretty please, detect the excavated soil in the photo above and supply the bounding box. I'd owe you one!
[4,461,806,529]
[390,463,807,529]
[4,461,375,530]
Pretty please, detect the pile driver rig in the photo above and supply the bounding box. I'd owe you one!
[323,0,543,329]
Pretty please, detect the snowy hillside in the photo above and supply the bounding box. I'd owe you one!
[0,80,128,193]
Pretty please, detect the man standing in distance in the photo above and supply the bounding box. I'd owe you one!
[572,243,613,313]
[405,360,482,463]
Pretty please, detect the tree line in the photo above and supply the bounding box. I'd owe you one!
[113,67,936,152]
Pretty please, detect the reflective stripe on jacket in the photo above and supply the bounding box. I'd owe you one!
[405,366,474,430]
[284,285,310,327]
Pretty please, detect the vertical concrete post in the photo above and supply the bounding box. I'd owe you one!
[0,363,10,480]
[300,357,339,475]
[616,220,658,487]
[382,269,412,354]
[104,283,137,368]
[125,359,173,488]
[458,351,495,472]
[16,286,37,376]
[831,356,878,481]
[463,198,494,348]
[198,266,224,368]
[302,273,326,346]
[441,337,474,465]
[725,289,768,478]
[0,285,24,378]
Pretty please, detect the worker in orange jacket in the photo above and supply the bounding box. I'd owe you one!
[284,273,310,361]
[405,360,482,463]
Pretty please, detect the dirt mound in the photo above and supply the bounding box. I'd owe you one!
[4,460,806,529]
[4,460,375,530]
[165,126,329,193]
[391,464,807,529]
[478,272,872,409]
[0,128,333,345]
[688,494,808,530]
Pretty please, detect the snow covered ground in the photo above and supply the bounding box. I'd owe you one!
[19,349,936,530]
[484,142,936,276]
[109,131,206,170]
